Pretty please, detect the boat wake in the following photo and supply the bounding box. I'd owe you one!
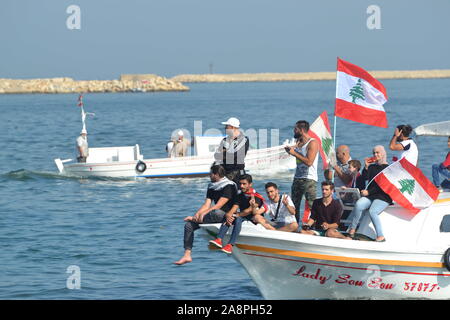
[1,169,135,182]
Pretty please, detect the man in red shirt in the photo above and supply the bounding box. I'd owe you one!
[432,136,450,190]
[300,181,351,239]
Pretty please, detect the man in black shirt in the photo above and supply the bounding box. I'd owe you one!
[301,181,351,239]
[174,165,237,265]
[214,117,250,184]
[209,174,266,254]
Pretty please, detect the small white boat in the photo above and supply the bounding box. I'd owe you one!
[54,96,296,178]
[414,120,450,137]
[54,136,296,178]
[201,192,450,299]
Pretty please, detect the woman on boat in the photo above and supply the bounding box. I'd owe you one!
[348,145,392,242]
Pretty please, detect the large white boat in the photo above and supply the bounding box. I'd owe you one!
[201,192,450,299]
[54,136,296,178]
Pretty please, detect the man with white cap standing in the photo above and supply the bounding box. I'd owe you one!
[168,130,191,158]
[214,117,249,184]
[76,128,89,163]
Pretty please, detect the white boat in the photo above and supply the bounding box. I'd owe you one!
[54,96,296,178]
[201,192,450,299]
[54,136,296,178]
[414,120,450,137]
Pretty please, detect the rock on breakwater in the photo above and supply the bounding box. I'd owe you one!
[0,76,189,94]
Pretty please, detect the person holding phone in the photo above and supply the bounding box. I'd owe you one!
[347,145,392,242]
[285,120,319,224]
[389,124,418,166]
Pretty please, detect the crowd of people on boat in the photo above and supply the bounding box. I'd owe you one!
[174,117,450,265]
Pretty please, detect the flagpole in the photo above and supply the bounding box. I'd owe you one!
[333,57,339,148]
[331,57,339,183]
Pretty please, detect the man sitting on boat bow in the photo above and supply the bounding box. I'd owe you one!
[300,181,351,240]
[253,182,299,232]
[209,174,267,254]
[174,164,237,265]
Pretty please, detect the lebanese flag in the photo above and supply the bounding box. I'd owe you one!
[302,201,311,223]
[308,111,337,169]
[335,58,388,128]
[77,94,83,107]
[374,158,439,215]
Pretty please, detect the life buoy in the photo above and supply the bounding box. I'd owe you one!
[443,248,450,272]
[135,160,147,173]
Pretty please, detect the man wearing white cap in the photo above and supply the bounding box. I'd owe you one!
[214,117,249,184]
[76,128,89,163]
[168,129,191,158]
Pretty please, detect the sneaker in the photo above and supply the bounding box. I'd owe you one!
[221,244,233,254]
[209,238,223,248]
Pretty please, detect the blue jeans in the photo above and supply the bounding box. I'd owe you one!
[217,216,252,245]
[350,197,389,238]
[432,164,450,187]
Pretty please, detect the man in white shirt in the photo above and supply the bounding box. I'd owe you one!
[253,182,299,232]
[389,124,418,166]
[76,128,89,163]
[168,130,191,158]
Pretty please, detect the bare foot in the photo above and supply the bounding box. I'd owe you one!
[174,256,192,265]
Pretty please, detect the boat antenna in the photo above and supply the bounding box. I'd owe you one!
[77,94,95,133]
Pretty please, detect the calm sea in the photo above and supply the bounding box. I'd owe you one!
[0,80,449,299]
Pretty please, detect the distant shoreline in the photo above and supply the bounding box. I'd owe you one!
[2,70,450,94]
[171,70,450,83]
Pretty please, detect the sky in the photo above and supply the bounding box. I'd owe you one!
[1,0,450,80]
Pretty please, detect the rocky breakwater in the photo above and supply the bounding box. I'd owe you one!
[0,75,189,94]
[171,70,450,83]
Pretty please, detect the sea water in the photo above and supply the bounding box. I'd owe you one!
[0,79,449,299]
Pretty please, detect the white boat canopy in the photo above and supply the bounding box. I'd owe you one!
[414,120,450,137]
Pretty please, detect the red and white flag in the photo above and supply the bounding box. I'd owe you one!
[308,111,336,169]
[374,158,440,215]
[77,94,83,107]
[335,58,388,128]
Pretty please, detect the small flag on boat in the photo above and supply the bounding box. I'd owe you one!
[335,58,388,128]
[77,94,83,107]
[374,158,439,214]
[302,200,311,223]
[308,111,337,169]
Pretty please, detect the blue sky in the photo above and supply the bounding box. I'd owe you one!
[1,0,450,79]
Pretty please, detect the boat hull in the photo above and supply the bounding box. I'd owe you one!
[57,145,295,178]
[202,223,450,300]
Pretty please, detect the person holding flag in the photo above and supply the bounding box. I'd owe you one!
[347,145,391,242]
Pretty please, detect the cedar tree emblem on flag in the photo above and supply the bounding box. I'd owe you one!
[308,111,337,169]
[399,179,416,196]
[349,79,365,103]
